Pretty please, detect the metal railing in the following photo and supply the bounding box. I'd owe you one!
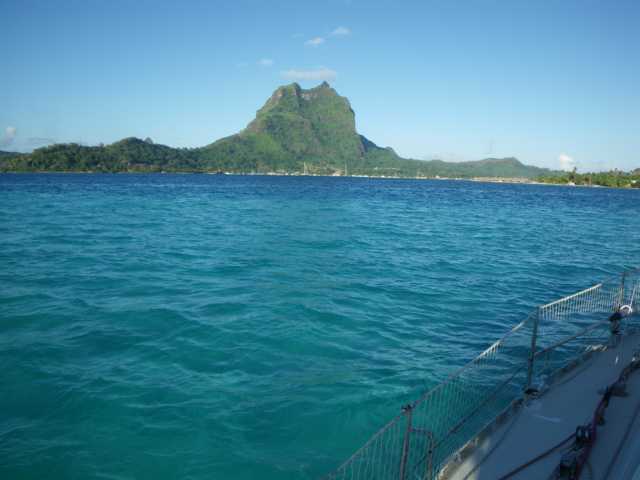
[324,267,640,480]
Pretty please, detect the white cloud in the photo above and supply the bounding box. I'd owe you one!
[558,153,576,171]
[258,58,274,67]
[305,37,325,47]
[235,61,249,68]
[281,67,337,82]
[330,26,351,36]
[1,126,16,147]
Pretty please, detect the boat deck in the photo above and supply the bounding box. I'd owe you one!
[445,331,640,480]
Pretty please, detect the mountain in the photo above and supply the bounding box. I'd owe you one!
[195,81,400,174]
[0,82,554,178]
[413,157,552,179]
[0,150,22,158]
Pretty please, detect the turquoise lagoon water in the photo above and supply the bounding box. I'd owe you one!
[1,174,639,479]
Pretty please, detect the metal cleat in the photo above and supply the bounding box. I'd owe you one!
[611,379,628,397]
[557,449,579,478]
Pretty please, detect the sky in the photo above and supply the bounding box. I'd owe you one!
[1,0,639,171]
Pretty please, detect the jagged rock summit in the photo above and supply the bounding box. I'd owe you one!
[197,82,396,173]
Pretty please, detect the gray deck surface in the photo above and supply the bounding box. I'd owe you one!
[446,332,640,480]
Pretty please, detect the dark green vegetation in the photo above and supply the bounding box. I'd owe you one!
[0,82,556,178]
[538,169,640,188]
[0,150,22,158]
[0,139,199,173]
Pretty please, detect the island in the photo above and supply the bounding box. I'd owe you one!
[1,82,637,187]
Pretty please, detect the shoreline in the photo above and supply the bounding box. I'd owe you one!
[1,170,638,189]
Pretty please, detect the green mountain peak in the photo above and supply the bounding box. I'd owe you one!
[200,82,366,172]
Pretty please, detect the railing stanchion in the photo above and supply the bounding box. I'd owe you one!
[424,430,434,480]
[525,308,540,392]
[398,405,413,480]
[619,270,627,308]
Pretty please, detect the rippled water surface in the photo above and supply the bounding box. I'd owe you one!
[1,174,639,479]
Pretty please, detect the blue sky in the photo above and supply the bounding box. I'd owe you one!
[1,0,639,171]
